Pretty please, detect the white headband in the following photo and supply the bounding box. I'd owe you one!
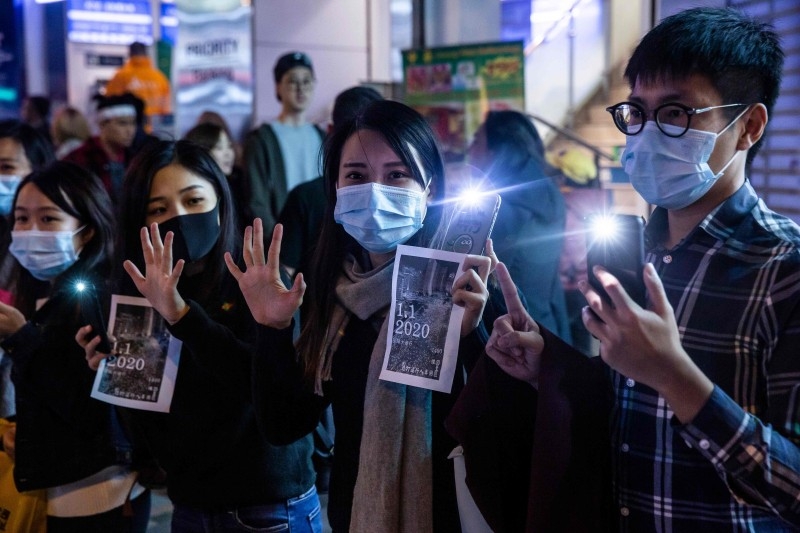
[97,104,136,121]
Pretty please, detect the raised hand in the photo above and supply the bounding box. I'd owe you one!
[580,264,713,422]
[225,219,306,329]
[485,262,543,388]
[452,239,497,337]
[123,223,189,325]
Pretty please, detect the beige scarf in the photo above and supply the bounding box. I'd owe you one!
[319,254,433,533]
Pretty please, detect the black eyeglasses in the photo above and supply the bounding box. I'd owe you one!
[605,101,748,138]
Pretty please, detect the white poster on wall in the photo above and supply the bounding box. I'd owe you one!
[173,0,253,141]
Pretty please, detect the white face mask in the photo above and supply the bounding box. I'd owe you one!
[334,182,427,254]
[0,175,22,216]
[621,108,747,210]
[9,226,85,281]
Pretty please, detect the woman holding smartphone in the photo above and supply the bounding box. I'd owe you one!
[227,100,495,532]
[79,139,321,532]
[0,161,150,532]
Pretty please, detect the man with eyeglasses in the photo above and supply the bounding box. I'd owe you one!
[446,7,800,532]
[244,52,324,231]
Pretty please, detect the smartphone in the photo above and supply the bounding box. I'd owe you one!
[440,193,501,255]
[76,282,113,353]
[585,214,647,308]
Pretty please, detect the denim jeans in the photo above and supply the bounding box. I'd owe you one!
[171,485,323,533]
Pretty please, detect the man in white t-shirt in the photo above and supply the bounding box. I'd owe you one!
[243,51,324,230]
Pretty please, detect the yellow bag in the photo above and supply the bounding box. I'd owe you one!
[0,420,46,533]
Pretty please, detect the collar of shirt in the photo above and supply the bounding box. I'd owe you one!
[644,181,760,252]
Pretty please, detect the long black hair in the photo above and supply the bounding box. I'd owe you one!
[296,99,446,384]
[118,140,240,305]
[11,161,114,316]
[0,119,56,171]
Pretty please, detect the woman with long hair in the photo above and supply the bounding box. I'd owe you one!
[0,161,149,532]
[79,139,321,532]
[227,100,494,532]
[183,121,251,228]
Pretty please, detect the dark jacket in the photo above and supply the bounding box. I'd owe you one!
[2,274,131,491]
[243,123,325,231]
[445,329,615,533]
[250,271,520,531]
[127,275,315,508]
[277,176,325,272]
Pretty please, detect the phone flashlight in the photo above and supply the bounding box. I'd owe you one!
[456,187,485,207]
[588,214,620,242]
[585,213,647,308]
[441,190,501,255]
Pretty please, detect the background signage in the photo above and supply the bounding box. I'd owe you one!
[67,0,153,44]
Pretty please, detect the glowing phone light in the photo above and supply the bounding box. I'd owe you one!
[590,215,620,241]
[456,187,485,206]
[75,281,87,293]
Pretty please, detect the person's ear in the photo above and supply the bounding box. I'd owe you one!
[736,103,768,152]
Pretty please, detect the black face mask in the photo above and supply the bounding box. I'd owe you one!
[157,204,221,263]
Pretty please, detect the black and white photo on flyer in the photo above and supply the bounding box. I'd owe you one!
[380,244,466,393]
[90,295,181,412]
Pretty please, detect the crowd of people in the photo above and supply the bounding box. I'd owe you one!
[0,6,799,533]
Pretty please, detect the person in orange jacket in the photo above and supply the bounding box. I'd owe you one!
[105,42,171,132]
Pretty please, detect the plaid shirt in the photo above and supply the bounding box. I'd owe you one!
[612,182,800,532]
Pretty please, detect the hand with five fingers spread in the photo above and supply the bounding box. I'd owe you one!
[225,219,306,329]
[580,263,713,423]
[485,262,544,388]
[452,239,497,337]
[123,223,189,325]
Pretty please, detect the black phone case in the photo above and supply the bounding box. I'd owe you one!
[79,289,113,353]
[441,194,502,255]
[586,214,647,308]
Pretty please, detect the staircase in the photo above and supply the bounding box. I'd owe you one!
[548,62,650,218]
[548,0,800,224]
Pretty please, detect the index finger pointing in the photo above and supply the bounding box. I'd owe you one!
[495,262,526,316]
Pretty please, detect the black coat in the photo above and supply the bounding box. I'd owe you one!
[2,274,129,491]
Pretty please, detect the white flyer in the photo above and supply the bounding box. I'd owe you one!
[91,295,181,412]
[380,244,466,393]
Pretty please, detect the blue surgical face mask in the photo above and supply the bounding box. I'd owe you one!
[334,182,427,254]
[0,175,22,216]
[9,226,85,281]
[622,110,746,210]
